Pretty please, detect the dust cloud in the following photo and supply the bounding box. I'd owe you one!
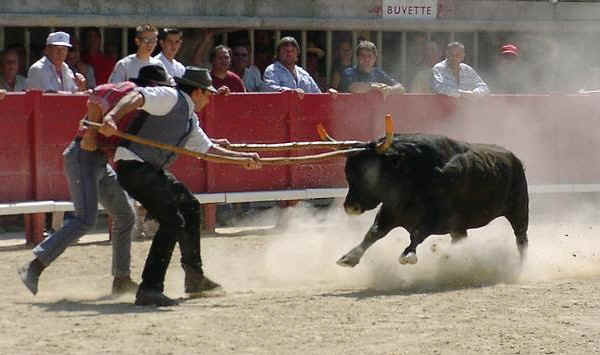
[221,193,600,294]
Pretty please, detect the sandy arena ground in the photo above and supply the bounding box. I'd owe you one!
[2,198,600,355]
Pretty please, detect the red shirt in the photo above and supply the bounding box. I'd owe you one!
[80,81,138,155]
[82,51,117,85]
[211,70,246,92]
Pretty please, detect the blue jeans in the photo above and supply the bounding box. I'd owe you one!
[33,140,136,277]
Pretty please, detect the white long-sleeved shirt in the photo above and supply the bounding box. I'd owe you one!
[431,59,489,97]
[26,56,79,92]
[114,86,213,163]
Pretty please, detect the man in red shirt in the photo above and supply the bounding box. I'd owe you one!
[81,27,117,85]
[209,45,245,93]
[17,65,170,297]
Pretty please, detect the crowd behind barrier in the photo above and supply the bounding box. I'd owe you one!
[2,90,600,244]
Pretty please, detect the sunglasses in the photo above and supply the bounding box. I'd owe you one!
[138,37,157,44]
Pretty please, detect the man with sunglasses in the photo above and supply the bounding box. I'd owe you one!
[99,66,261,306]
[108,24,173,85]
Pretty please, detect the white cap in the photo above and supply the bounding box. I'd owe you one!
[46,31,72,47]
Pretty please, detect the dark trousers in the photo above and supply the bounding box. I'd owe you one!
[116,160,202,292]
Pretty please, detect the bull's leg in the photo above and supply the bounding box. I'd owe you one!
[450,230,468,244]
[399,230,429,265]
[337,208,395,268]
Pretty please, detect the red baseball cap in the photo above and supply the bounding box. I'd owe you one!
[500,43,519,57]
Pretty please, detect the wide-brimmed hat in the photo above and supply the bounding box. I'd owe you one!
[306,42,325,59]
[130,65,172,87]
[174,66,217,93]
[276,36,300,52]
[46,31,72,47]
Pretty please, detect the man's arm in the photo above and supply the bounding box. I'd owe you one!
[107,61,126,84]
[261,66,285,92]
[99,91,144,136]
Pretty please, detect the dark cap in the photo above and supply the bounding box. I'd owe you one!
[276,36,299,52]
[130,65,172,87]
[174,66,217,93]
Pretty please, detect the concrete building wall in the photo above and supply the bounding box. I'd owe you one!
[0,1,599,31]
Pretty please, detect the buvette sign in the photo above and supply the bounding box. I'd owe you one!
[382,0,438,18]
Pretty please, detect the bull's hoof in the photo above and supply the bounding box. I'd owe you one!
[399,252,418,265]
[336,254,359,268]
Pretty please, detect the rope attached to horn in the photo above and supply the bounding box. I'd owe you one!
[81,120,355,166]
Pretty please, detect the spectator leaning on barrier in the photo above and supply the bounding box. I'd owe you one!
[329,39,353,90]
[154,28,186,78]
[338,40,405,96]
[81,27,117,85]
[210,45,245,93]
[66,38,97,89]
[26,31,87,93]
[432,41,489,97]
[409,40,441,93]
[108,24,172,85]
[16,66,174,298]
[262,36,323,97]
[230,43,263,92]
[98,66,261,307]
[0,48,26,91]
[306,42,327,92]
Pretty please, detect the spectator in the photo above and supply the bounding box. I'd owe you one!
[81,27,117,85]
[230,43,263,92]
[210,45,245,93]
[253,30,274,76]
[262,36,322,96]
[108,24,172,84]
[490,43,530,94]
[7,44,27,77]
[329,39,353,90]
[432,41,489,97]
[154,28,185,78]
[306,42,327,91]
[409,40,441,93]
[0,48,26,91]
[66,38,96,89]
[338,40,405,96]
[26,31,87,93]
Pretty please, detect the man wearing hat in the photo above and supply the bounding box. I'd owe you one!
[262,36,322,97]
[491,43,529,94]
[98,66,260,306]
[17,65,173,297]
[26,31,87,93]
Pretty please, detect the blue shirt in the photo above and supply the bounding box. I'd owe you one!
[339,66,398,93]
[261,61,321,93]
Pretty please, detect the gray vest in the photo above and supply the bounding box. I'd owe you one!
[126,90,193,169]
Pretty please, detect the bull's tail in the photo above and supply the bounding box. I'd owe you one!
[506,156,529,264]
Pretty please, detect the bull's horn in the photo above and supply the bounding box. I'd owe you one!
[316,123,335,142]
[376,114,394,153]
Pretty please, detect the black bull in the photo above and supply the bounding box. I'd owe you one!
[338,133,528,267]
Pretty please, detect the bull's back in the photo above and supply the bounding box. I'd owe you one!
[437,143,528,229]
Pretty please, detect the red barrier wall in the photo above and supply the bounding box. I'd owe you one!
[2,90,600,205]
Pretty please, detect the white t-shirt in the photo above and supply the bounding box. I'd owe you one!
[114,86,213,163]
[108,54,174,84]
[154,52,186,78]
